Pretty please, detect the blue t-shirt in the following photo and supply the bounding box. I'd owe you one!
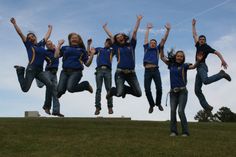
[113,38,136,70]
[24,39,46,68]
[44,49,59,70]
[169,63,190,89]
[143,43,160,66]
[60,46,88,70]
[95,47,113,69]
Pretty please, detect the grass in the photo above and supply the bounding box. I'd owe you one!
[0,118,235,157]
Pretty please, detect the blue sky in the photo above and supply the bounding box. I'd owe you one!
[0,0,235,121]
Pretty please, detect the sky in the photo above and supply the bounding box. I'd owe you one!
[0,0,235,121]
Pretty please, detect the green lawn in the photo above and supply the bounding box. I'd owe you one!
[0,118,235,157]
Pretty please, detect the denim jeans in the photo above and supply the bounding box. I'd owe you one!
[36,71,60,113]
[15,65,55,97]
[170,89,189,135]
[57,70,90,97]
[144,67,162,107]
[95,68,113,109]
[195,63,224,110]
[110,71,142,98]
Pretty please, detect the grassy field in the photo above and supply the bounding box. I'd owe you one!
[0,118,235,157]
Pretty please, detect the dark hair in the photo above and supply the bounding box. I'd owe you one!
[26,32,36,40]
[199,35,206,42]
[105,38,112,47]
[114,33,129,46]
[150,39,157,43]
[68,33,85,49]
[175,50,185,64]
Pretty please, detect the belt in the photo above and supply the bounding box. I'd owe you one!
[63,68,82,73]
[170,87,186,93]
[97,65,111,70]
[116,68,135,74]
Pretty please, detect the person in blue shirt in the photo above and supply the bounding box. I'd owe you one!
[36,40,64,117]
[10,18,57,104]
[55,33,95,99]
[160,47,202,137]
[103,15,143,102]
[143,22,171,114]
[192,19,231,113]
[87,38,114,115]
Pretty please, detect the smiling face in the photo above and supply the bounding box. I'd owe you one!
[175,51,185,64]
[27,33,37,44]
[46,40,55,50]
[115,34,125,45]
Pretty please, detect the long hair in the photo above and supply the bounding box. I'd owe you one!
[175,50,185,64]
[113,33,129,46]
[68,33,85,49]
[26,32,37,40]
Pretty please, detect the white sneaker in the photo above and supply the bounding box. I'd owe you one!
[181,134,189,137]
[170,132,177,137]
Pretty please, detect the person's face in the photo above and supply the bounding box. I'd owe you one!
[199,37,206,45]
[149,40,157,48]
[70,34,80,46]
[104,40,111,48]
[27,34,37,44]
[46,40,55,50]
[175,52,184,64]
[116,34,125,44]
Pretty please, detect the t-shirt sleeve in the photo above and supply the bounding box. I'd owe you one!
[60,46,67,57]
[143,43,149,52]
[184,63,191,70]
[207,45,216,54]
[195,41,200,48]
[82,49,89,63]
[23,39,32,49]
[95,47,102,55]
[38,39,46,47]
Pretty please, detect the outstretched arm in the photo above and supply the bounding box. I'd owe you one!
[85,47,95,67]
[159,46,169,65]
[103,22,114,43]
[144,23,153,45]
[192,19,198,44]
[87,38,92,55]
[160,23,171,47]
[132,15,143,40]
[44,25,52,42]
[10,17,27,42]
[54,39,64,58]
[214,51,228,69]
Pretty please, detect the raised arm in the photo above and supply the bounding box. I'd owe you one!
[144,23,153,45]
[44,25,52,42]
[132,15,143,40]
[192,19,198,44]
[85,47,95,67]
[103,22,114,43]
[54,39,64,58]
[214,51,228,69]
[159,46,169,65]
[87,38,92,55]
[10,17,26,42]
[160,23,171,47]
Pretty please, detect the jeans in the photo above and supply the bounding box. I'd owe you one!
[57,70,90,97]
[15,65,55,97]
[36,71,60,113]
[95,68,113,109]
[110,71,142,98]
[170,89,189,135]
[144,67,162,107]
[195,63,224,110]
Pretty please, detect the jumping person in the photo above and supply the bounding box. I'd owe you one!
[160,48,202,136]
[55,33,95,99]
[143,23,171,114]
[10,18,58,107]
[87,38,114,115]
[192,19,231,112]
[36,40,64,117]
[103,15,143,101]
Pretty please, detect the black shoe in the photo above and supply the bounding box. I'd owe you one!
[52,112,64,117]
[95,108,101,115]
[108,107,113,114]
[87,84,93,93]
[14,65,25,70]
[42,107,51,115]
[148,107,154,114]
[158,104,164,111]
[220,70,231,81]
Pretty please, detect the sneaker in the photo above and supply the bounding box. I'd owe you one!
[170,132,177,137]
[181,134,189,137]
[148,107,154,114]
[42,107,51,115]
[158,104,164,111]
[95,108,101,115]
[52,112,64,117]
[220,70,231,81]
[87,84,93,93]
[108,107,113,114]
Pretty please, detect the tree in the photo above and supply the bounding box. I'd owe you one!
[214,107,236,122]
[194,110,213,122]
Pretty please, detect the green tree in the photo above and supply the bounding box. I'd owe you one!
[214,107,236,122]
[194,110,213,122]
